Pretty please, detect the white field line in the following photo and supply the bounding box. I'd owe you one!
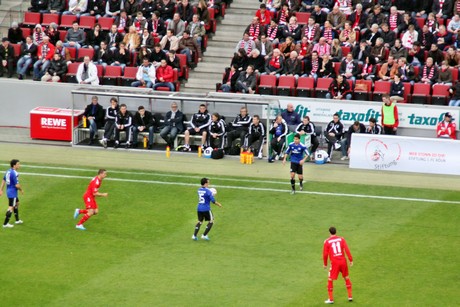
[21,171,460,205]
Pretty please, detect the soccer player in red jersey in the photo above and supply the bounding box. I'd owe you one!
[323,226,353,304]
[74,169,108,230]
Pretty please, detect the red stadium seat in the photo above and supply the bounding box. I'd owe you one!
[98,17,114,31]
[22,12,41,27]
[176,53,189,80]
[60,15,78,29]
[277,75,296,96]
[120,66,138,86]
[372,80,391,101]
[59,30,67,42]
[21,27,31,40]
[295,12,311,25]
[411,83,431,104]
[401,82,412,103]
[315,77,333,98]
[65,62,80,83]
[102,65,121,85]
[79,16,96,30]
[258,74,277,95]
[341,46,350,57]
[431,84,450,105]
[451,67,458,84]
[354,79,372,101]
[41,13,60,27]
[11,44,21,60]
[66,47,77,61]
[77,48,95,61]
[416,17,425,29]
[333,62,340,77]
[296,77,315,97]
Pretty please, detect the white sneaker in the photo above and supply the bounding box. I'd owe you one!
[275,155,279,161]
[15,220,23,224]
[3,223,14,228]
[76,224,86,230]
[324,299,334,304]
[258,153,263,159]
[192,235,198,241]
[348,297,353,302]
[99,139,107,149]
[340,156,349,161]
[326,158,331,163]
[201,234,210,240]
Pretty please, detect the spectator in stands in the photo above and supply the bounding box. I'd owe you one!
[324,112,343,162]
[336,0,352,14]
[398,12,419,34]
[64,22,86,50]
[370,37,386,64]
[262,0,281,13]
[264,48,284,77]
[160,102,185,148]
[284,0,300,12]
[303,50,322,79]
[381,94,399,135]
[29,0,49,13]
[413,0,430,19]
[330,38,342,62]
[140,0,156,19]
[377,0,391,15]
[246,16,263,42]
[106,24,123,51]
[231,48,248,71]
[447,14,460,35]
[132,105,155,149]
[326,74,352,100]
[82,0,104,19]
[115,9,130,33]
[226,106,252,150]
[357,55,377,81]
[0,38,14,78]
[296,115,319,158]
[339,21,356,47]
[161,29,179,52]
[16,36,37,80]
[187,14,206,46]
[426,13,439,33]
[265,19,281,45]
[255,34,273,60]
[321,21,336,45]
[54,40,71,64]
[147,11,167,38]
[277,3,292,25]
[445,46,460,67]
[99,98,119,148]
[219,64,240,92]
[167,13,186,38]
[150,43,167,66]
[124,0,139,18]
[95,41,112,67]
[363,23,380,47]
[436,61,453,85]
[247,49,264,73]
[140,28,154,51]
[397,57,416,84]
[296,36,312,62]
[179,30,202,67]
[302,17,321,45]
[366,4,385,31]
[236,33,256,56]
[268,114,288,162]
[177,0,194,23]
[114,103,133,149]
[281,103,301,132]
[428,43,445,66]
[41,52,67,82]
[46,0,65,14]
[349,4,368,32]
[77,55,100,85]
[132,57,156,88]
[132,11,147,34]
[317,54,334,78]
[283,50,302,78]
[256,4,271,26]
[433,0,453,20]
[123,26,141,53]
[153,58,175,91]
[105,0,124,17]
[166,50,180,71]
[157,0,175,21]
[46,23,60,46]
[312,37,331,57]
[389,73,404,101]
[407,41,425,67]
[317,0,334,13]
[339,53,358,82]
[299,0,314,12]
[82,96,105,145]
[340,120,366,160]
[454,0,460,16]
[312,4,327,25]
[449,82,460,106]
[327,5,346,31]
[283,16,302,42]
[387,6,402,35]
[207,113,226,149]
[389,38,408,60]
[86,24,105,52]
[435,25,454,51]
[111,42,130,69]
[380,23,395,49]
[137,46,151,65]
[280,36,296,58]
[235,65,256,93]
[182,104,211,152]
[196,0,210,25]
[246,115,266,159]
[63,0,88,17]
[419,57,438,85]
[7,22,23,44]
[436,112,457,139]
[33,36,55,80]
[366,117,383,134]
[33,24,44,46]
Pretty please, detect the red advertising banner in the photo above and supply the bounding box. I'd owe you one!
[30,107,84,141]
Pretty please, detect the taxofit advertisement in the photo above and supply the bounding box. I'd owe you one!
[349,134,460,175]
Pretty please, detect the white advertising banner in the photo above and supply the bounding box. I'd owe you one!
[265,99,460,130]
[349,134,460,175]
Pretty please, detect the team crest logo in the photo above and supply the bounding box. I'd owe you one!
[365,139,401,169]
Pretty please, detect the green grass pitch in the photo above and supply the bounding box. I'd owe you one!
[0,164,459,306]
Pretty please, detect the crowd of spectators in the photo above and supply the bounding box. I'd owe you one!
[217,0,460,105]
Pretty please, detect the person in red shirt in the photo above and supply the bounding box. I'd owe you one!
[74,169,108,230]
[255,3,271,26]
[153,59,175,91]
[436,112,457,139]
[323,226,353,304]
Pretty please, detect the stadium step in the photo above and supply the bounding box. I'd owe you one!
[182,0,260,93]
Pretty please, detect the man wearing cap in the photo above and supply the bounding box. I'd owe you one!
[0,37,14,78]
[436,113,457,140]
[381,94,399,135]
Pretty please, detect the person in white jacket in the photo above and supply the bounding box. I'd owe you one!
[76,56,100,85]
[131,57,156,88]
[63,0,88,17]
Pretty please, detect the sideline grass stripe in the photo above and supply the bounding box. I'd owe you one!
[22,171,460,205]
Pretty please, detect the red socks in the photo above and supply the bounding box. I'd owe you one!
[327,280,334,301]
[346,278,352,298]
[78,214,91,225]
[79,209,88,214]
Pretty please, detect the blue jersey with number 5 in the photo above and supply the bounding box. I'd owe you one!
[3,169,19,198]
[197,187,215,212]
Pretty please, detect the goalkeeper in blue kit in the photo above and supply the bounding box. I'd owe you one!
[283,133,309,194]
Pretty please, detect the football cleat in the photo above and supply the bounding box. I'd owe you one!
[348,297,353,302]
[192,235,198,241]
[299,185,303,191]
[99,139,107,149]
[15,220,23,224]
[74,209,80,219]
[76,224,86,230]
[3,223,14,228]
[290,190,295,195]
[258,153,263,159]
[275,155,279,161]
[324,299,334,304]
[201,235,210,241]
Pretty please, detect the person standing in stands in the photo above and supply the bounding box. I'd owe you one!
[381,94,399,135]
[99,98,119,149]
[0,159,24,228]
[83,96,105,145]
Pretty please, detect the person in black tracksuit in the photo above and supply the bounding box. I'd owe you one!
[268,114,288,162]
[226,107,252,150]
[325,113,344,162]
[245,115,266,159]
[99,97,119,148]
[132,105,155,149]
[208,113,226,149]
[183,104,211,151]
[114,104,133,149]
[296,115,319,157]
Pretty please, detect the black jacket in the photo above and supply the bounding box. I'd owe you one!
[20,43,38,59]
[133,110,154,128]
[164,109,185,132]
[325,120,344,140]
[84,103,105,128]
[222,68,240,92]
[191,111,211,130]
[116,111,133,128]
[47,58,68,77]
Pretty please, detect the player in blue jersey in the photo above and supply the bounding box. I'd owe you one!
[0,159,24,228]
[192,178,222,241]
[283,133,309,194]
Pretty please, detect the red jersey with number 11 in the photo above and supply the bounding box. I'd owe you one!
[323,235,353,266]
[83,176,102,200]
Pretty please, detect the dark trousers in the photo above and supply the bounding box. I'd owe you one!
[114,126,133,143]
[226,128,247,148]
[246,134,264,155]
[270,136,285,156]
[383,126,397,135]
[0,58,14,77]
[103,120,116,140]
